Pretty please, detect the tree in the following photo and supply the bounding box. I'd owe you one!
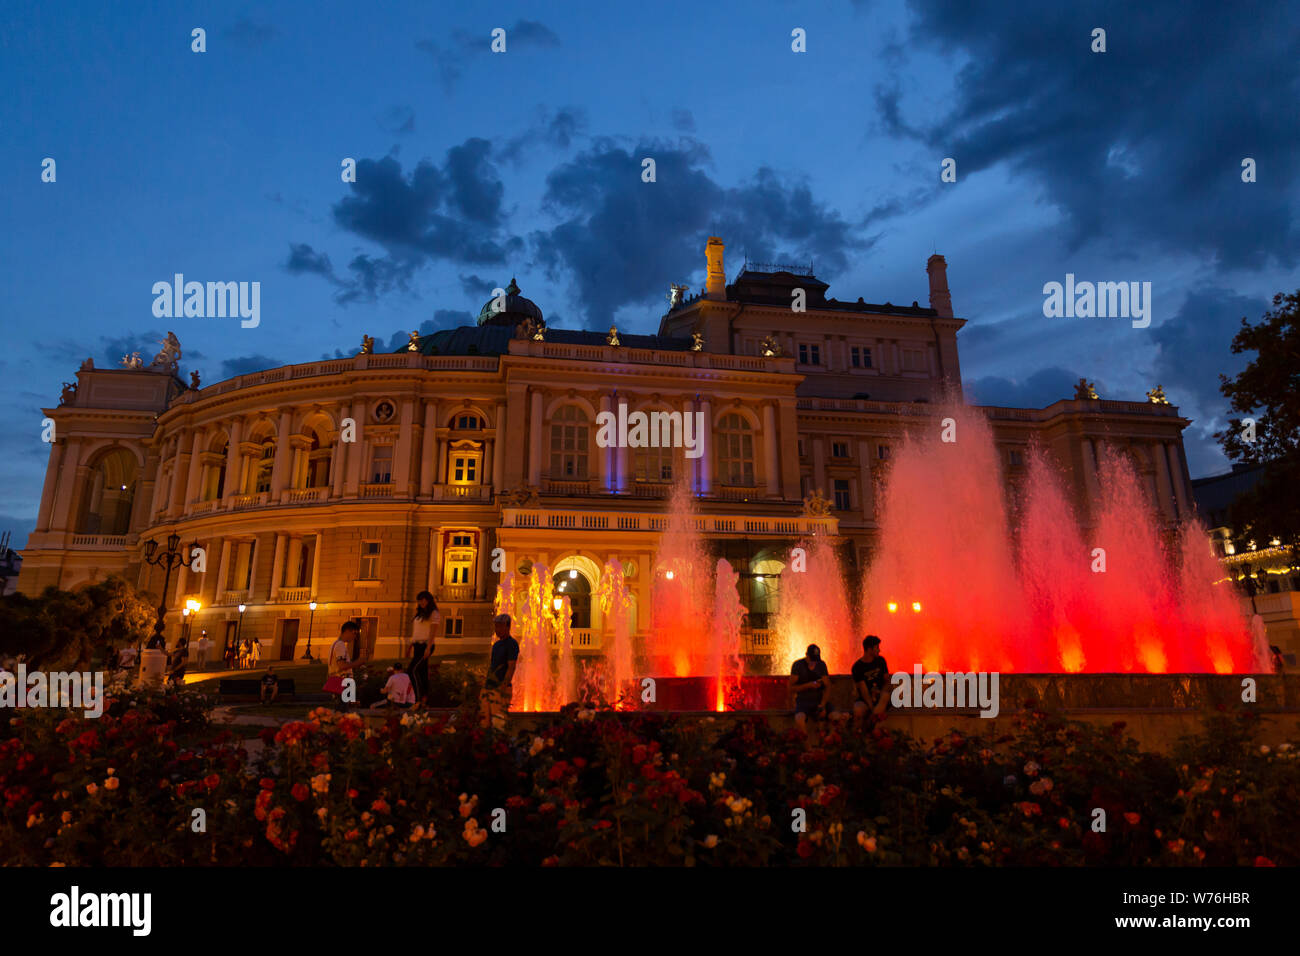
[1216,290,1300,555]
[0,576,155,670]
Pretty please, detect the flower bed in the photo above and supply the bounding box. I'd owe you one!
[1,687,1296,866]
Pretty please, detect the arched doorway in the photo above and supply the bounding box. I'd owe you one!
[77,447,139,534]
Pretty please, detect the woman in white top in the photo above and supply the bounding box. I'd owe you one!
[409,590,440,705]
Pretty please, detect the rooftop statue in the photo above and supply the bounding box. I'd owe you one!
[120,352,144,370]
[190,370,201,389]
[668,283,688,308]
[1146,384,1170,405]
[407,330,421,352]
[79,357,94,371]
[59,381,77,406]
[1073,378,1099,401]
[606,325,621,347]
[759,334,782,358]
[802,488,832,517]
[149,331,182,373]
[359,334,375,355]
[690,331,704,352]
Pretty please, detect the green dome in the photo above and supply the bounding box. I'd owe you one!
[476,277,543,327]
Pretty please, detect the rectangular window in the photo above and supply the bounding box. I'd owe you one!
[444,618,464,638]
[450,533,473,548]
[449,564,470,585]
[798,343,822,366]
[370,445,393,483]
[877,445,891,460]
[798,344,808,364]
[831,442,849,459]
[1009,449,1024,467]
[360,541,381,579]
[797,439,806,458]
[901,348,925,372]
[452,455,478,483]
[851,347,861,368]
[833,479,851,511]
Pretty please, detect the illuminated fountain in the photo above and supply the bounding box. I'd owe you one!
[862,401,1254,673]
[772,532,856,673]
[594,557,635,708]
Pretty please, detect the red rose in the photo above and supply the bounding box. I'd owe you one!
[259,778,275,790]
[291,783,310,802]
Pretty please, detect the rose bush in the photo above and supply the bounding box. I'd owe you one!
[1,693,1296,866]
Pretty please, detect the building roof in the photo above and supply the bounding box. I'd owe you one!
[407,324,694,357]
[476,278,544,327]
[667,267,940,317]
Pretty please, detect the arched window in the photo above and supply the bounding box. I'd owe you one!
[306,429,331,488]
[717,413,755,486]
[77,448,138,534]
[549,405,590,479]
[554,568,592,629]
[202,438,228,501]
[253,442,274,493]
[634,411,674,483]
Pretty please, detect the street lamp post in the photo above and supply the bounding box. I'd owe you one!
[140,533,197,657]
[235,603,246,669]
[302,601,318,661]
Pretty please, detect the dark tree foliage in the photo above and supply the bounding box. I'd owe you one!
[0,576,155,670]
[1216,290,1300,555]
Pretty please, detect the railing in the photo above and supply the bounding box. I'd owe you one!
[432,484,493,501]
[741,628,772,655]
[501,508,838,536]
[437,585,475,602]
[548,629,600,651]
[188,499,218,515]
[185,354,499,401]
[286,487,329,504]
[360,483,395,499]
[218,589,251,606]
[275,587,312,603]
[630,481,671,498]
[543,479,592,496]
[715,484,760,502]
[230,491,268,511]
[67,534,129,549]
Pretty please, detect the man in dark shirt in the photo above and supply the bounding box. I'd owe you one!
[851,635,890,725]
[789,644,830,730]
[480,613,520,731]
[260,667,280,704]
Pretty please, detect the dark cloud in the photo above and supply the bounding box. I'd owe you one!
[882,0,1300,269]
[220,354,284,379]
[287,145,523,304]
[224,18,278,47]
[671,109,695,133]
[319,310,474,360]
[499,107,588,164]
[416,19,560,89]
[459,274,497,299]
[1149,286,1260,413]
[965,366,1091,409]
[532,138,872,325]
[377,105,415,135]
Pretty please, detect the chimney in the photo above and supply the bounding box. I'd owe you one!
[705,237,726,300]
[926,254,953,317]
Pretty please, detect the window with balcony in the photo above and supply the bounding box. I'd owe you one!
[306,430,331,488]
[451,452,480,484]
[369,444,393,483]
[554,569,592,629]
[717,413,755,486]
[634,442,673,483]
[359,541,381,580]
[549,405,590,479]
[253,443,274,493]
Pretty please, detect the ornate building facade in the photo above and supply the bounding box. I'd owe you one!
[19,238,1200,662]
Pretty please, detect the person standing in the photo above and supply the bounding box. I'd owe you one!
[851,635,890,725]
[409,590,440,704]
[250,635,262,667]
[195,631,210,671]
[479,613,519,731]
[325,621,361,707]
[789,643,830,730]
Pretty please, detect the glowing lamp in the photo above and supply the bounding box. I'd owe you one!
[569,569,578,579]
[552,598,563,612]
[238,604,246,613]
[182,608,190,617]
[309,601,317,611]
[185,599,201,613]
[912,601,922,613]
[887,602,898,613]
[665,570,674,580]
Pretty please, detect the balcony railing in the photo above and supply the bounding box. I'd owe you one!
[715,484,761,502]
[432,484,493,501]
[630,481,671,498]
[360,482,395,499]
[188,499,219,515]
[437,585,476,602]
[67,533,129,550]
[543,478,593,496]
[501,508,837,536]
[548,629,600,651]
[741,628,772,655]
[230,491,269,511]
[286,487,329,504]
[218,589,251,606]
[276,586,312,603]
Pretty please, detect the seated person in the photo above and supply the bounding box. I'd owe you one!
[379,662,416,708]
[851,635,890,723]
[789,644,830,729]
[260,667,280,704]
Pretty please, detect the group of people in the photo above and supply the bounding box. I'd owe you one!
[789,635,891,730]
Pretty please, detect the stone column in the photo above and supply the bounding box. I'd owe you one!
[344,409,365,494]
[430,528,444,592]
[419,401,438,496]
[173,432,195,512]
[614,398,628,493]
[270,411,292,497]
[1152,442,1176,522]
[492,403,507,491]
[598,394,612,491]
[698,397,712,494]
[528,388,544,486]
[475,530,489,600]
[216,539,232,602]
[482,441,493,490]
[331,403,351,498]
[286,535,304,590]
[269,533,287,598]
[310,533,323,599]
[35,440,65,532]
[762,402,779,497]
[223,418,243,502]
[394,399,415,496]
